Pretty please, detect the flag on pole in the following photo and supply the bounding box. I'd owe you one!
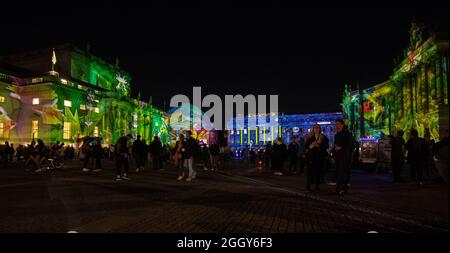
[52,48,57,65]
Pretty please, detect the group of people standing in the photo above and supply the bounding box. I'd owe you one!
[263,119,355,195]
[391,128,449,185]
[171,131,223,182]
[113,134,169,181]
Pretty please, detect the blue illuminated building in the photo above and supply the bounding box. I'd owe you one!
[227,112,343,147]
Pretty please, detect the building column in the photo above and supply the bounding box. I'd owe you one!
[411,74,417,114]
[400,81,404,118]
[424,65,430,113]
[443,56,449,105]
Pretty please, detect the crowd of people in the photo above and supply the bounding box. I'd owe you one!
[390,128,449,185]
[0,120,448,193]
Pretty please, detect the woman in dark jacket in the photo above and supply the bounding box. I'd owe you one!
[305,124,329,192]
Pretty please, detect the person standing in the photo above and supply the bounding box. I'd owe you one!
[209,141,220,171]
[33,139,47,172]
[264,143,273,169]
[132,135,146,172]
[334,120,353,195]
[433,130,448,183]
[174,134,186,180]
[201,144,211,171]
[149,136,163,170]
[272,137,287,176]
[8,143,15,162]
[406,129,428,185]
[390,130,406,182]
[82,137,92,172]
[305,124,329,192]
[115,134,132,181]
[92,137,103,172]
[297,133,306,175]
[182,131,198,182]
[288,137,299,174]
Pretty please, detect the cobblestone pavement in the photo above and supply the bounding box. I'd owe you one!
[0,159,447,233]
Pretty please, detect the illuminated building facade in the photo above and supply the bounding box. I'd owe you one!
[227,112,343,147]
[342,23,449,141]
[0,44,168,145]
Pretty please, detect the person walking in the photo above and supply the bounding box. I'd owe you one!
[305,124,329,192]
[334,120,353,195]
[272,137,287,176]
[115,134,132,181]
[390,130,406,182]
[288,137,299,174]
[182,131,198,182]
[406,129,428,185]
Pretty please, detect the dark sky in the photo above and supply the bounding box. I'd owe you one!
[1,4,448,114]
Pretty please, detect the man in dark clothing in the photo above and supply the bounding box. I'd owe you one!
[182,131,199,181]
[297,134,306,175]
[272,137,288,176]
[406,129,428,185]
[81,138,92,172]
[92,138,103,172]
[209,142,220,171]
[390,130,406,182]
[132,135,146,172]
[115,134,132,181]
[149,136,163,170]
[288,137,299,173]
[264,143,273,169]
[7,143,15,162]
[334,119,353,195]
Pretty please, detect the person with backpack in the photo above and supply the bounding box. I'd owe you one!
[406,129,428,185]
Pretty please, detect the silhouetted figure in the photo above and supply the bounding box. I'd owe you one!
[115,134,132,181]
[149,136,163,170]
[406,129,428,185]
[390,130,406,182]
[272,137,287,176]
[288,137,299,173]
[333,120,353,195]
[132,135,146,172]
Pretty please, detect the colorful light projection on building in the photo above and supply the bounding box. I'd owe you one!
[227,112,343,147]
[342,23,448,141]
[167,103,214,143]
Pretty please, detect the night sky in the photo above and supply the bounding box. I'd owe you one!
[1,4,448,115]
